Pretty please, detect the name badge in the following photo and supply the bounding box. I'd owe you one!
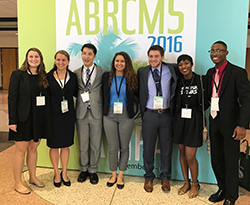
[81,92,90,102]
[61,100,69,113]
[181,108,192,119]
[211,97,219,111]
[153,96,163,109]
[114,102,123,114]
[36,96,45,106]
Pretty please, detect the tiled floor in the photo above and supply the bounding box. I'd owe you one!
[0,89,250,205]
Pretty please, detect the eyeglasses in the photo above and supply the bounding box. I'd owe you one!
[208,49,227,54]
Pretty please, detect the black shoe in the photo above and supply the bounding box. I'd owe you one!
[60,171,71,186]
[53,176,61,188]
[89,173,99,184]
[77,171,89,183]
[209,189,225,202]
[117,179,124,189]
[107,177,117,187]
[223,199,235,205]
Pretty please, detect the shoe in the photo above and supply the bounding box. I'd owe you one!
[223,199,235,205]
[117,179,124,189]
[60,171,71,186]
[161,180,170,192]
[29,179,45,188]
[89,173,99,184]
[77,171,89,183]
[144,180,153,192]
[188,181,200,198]
[178,179,191,195]
[208,189,225,202]
[14,188,31,195]
[107,177,117,187]
[53,176,61,188]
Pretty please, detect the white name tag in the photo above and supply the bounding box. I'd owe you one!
[211,97,219,111]
[181,108,192,119]
[114,102,123,114]
[81,92,90,102]
[153,96,163,109]
[36,96,45,106]
[61,100,69,113]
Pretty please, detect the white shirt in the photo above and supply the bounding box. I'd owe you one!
[82,63,96,85]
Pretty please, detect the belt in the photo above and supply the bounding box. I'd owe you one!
[146,108,170,113]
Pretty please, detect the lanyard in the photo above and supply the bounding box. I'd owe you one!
[81,64,95,88]
[181,74,195,108]
[212,68,226,94]
[114,75,125,101]
[56,69,68,100]
[27,67,43,94]
[150,64,163,96]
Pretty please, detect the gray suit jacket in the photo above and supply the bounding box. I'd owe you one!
[137,61,179,117]
[75,65,106,120]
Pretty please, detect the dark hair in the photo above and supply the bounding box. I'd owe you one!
[20,47,49,88]
[147,45,164,56]
[81,43,97,55]
[52,50,70,70]
[177,54,193,66]
[212,41,228,50]
[108,52,137,91]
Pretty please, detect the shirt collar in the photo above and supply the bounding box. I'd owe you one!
[84,63,95,71]
[215,60,228,73]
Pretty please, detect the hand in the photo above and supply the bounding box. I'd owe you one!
[9,124,17,132]
[232,126,246,141]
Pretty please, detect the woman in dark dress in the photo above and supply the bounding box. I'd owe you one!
[47,50,78,187]
[173,54,205,198]
[8,48,51,194]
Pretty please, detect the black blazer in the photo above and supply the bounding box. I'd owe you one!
[205,62,250,135]
[102,72,137,118]
[8,69,50,125]
[137,61,179,117]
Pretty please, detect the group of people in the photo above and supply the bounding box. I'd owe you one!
[8,41,250,205]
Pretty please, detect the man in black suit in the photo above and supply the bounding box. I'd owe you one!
[137,45,178,193]
[206,41,250,205]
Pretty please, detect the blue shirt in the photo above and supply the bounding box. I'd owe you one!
[109,76,127,107]
[146,63,172,109]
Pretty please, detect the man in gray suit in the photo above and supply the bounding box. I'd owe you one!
[74,43,106,184]
[137,45,178,193]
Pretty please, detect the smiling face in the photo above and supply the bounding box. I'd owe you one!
[114,55,126,75]
[81,47,96,68]
[27,51,41,69]
[55,53,69,71]
[178,59,193,79]
[210,43,228,67]
[148,50,164,68]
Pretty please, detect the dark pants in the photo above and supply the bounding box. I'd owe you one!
[209,114,240,202]
[142,110,173,181]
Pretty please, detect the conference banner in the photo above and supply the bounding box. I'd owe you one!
[55,0,198,179]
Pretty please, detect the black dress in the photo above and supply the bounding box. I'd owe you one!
[46,69,78,148]
[8,72,52,142]
[173,73,203,147]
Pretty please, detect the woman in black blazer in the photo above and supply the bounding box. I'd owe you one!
[8,48,52,194]
[102,52,137,189]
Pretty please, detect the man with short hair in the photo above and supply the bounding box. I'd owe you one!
[206,41,250,205]
[137,45,179,193]
[74,43,106,184]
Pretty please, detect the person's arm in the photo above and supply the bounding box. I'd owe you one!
[8,71,21,132]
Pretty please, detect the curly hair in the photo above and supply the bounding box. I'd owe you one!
[108,52,137,91]
[20,48,49,88]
